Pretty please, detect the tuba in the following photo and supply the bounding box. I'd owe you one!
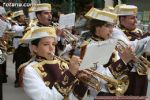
[116,39,150,75]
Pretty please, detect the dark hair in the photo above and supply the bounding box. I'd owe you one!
[119,16,126,22]
[89,19,107,34]
[31,38,41,46]
[35,11,43,18]
[14,16,21,21]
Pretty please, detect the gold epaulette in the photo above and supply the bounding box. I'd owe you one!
[80,38,92,47]
[32,59,69,78]
[132,28,143,35]
[17,58,34,73]
[54,79,78,97]
[32,59,70,88]
[121,28,144,38]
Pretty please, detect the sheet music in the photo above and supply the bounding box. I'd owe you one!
[58,13,75,29]
[80,39,118,70]
[0,19,7,37]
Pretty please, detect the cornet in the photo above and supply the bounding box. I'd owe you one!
[116,39,150,75]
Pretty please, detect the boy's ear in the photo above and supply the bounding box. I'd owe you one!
[31,45,38,54]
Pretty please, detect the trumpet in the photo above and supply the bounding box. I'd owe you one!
[62,28,78,42]
[78,69,129,96]
[50,52,101,91]
[52,22,78,44]
[1,31,15,55]
[50,52,69,64]
[50,52,129,95]
[28,19,38,27]
[116,39,150,75]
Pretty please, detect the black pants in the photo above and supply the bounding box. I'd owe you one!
[13,44,31,83]
[2,62,7,77]
[0,83,2,100]
[0,62,7,83]
[15,62,20,83]
[97,92,115,96]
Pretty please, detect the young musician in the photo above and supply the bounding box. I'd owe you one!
[19,27,83,100]
[80,8,136,96]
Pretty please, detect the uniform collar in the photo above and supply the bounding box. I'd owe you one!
[37,22,52,27]
[91,34,104,41]
[35,55,47,62]
[119,24,138,33]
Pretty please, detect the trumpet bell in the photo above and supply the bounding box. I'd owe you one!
[77,70,101,91]
[80,75,101,91]
[107,75,129,95]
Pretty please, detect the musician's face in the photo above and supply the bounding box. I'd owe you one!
[32,37,57,60]
[18,15,26,23]
[96,24,113,40]
[37,11,52,26]
[120,15,137,31]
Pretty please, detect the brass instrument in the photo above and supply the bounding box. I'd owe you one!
[50,53,101,91]
[2,31,15,55]
[62,28,78,43]
[28,19,38,27]
[52,22,78,44]
[116,40,150,75]
[50,53,129,95]
[77,69,101,91]
[85,69,129,96]
[0,17,16,54]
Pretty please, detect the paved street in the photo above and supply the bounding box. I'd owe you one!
[3,55,30,100]
[2,55,150,100]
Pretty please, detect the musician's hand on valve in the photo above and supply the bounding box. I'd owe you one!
[139,56,149,69]
[56,28,64,36]
[69,55,81,76]
[76,69,91,81]
[120,46,136,64]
